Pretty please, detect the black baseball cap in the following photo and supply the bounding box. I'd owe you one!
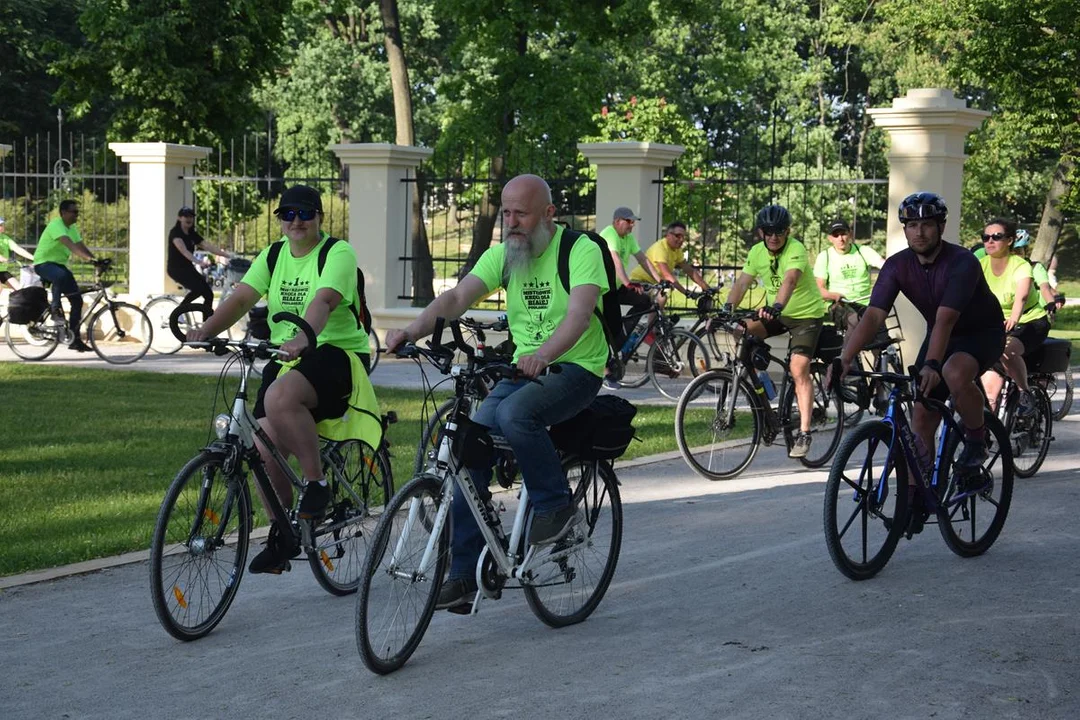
[274,185,324,215]
[177,206,195,217]
[827,219,850,234]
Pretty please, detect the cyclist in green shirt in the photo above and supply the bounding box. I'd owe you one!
[813,219,885,331]
[724,204,826,458]
[599,206,659,338]
[32,200,97,352]
[0,217,36,290]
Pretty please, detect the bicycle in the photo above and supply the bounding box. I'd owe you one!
[356,318,625,674]
[986,364,1053,479]
[674,309,846,479]
[143,291,207,355]
[5,258,153,364]
[149,307,395,640]
[613,280,711,399]
[823,365,1014,581]
[830,302,906,425]
[1026,337,1073,421]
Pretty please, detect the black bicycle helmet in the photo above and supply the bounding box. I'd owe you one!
[897,192,948,222]
[755,204,792,231]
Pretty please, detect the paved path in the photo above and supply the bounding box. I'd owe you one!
[3,416,1079,719]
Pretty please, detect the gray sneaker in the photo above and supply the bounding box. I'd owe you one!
[528,505,583,546]
[1017,391,1037,418]
[435,578,477,612]
[789,431,813,459]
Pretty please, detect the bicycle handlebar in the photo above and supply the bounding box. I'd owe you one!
[167,300,318,360]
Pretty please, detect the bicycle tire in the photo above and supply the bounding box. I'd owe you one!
[675,368,762,480]
[367,328,381,374]
[936,410,1014,558]
[144,296,189,355]
[647,328,711,400]
[780,362,845,468]
[308,440,393,596]
[88,301,153,364]
[1049,368,1073,421]
[356,473,450,675]
[522,458,622,628]
[414,399,454,474]
[1010,386,1052,479]
[617,337,652,389]
[5,310,62,361]
[149,449,251,641]
[823,421,908,581]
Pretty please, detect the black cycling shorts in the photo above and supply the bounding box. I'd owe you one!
[254,344,358,422]
[915,326,1006,401]
[761,315,824,358]
[0,271,13,284]
[1008,317,1051,354]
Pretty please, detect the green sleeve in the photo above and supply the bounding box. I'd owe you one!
[864,246,886,269]
[599,225,620,253]
[743,243,762,277]
[469,243,505,292]
[1033,262,1050,287]
[784,242,810,273]
[318,241,358,301]
[813,251,827,280]
[568,237,609,292]
[240,246,273,297]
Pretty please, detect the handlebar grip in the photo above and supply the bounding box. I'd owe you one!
[272,311,318,351]
[169,301,213,342]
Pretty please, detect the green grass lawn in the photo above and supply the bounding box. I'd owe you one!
[1049,305,1080,359]
[0,363,680,577]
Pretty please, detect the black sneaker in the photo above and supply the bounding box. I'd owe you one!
[956,439,988,472]
[789,430,812,459]
[298,481,331,520]
[528,504,582,546]
[1016,391,1037,418]
[68,339,91,353]
[248,524,299,574]
[435,577,477,612]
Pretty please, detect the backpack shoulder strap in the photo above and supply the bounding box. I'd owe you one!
[557,227,580,293]
[317,236,342,274]
[266,240,285,278]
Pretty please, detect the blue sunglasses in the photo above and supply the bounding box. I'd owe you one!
[279,208,317,222]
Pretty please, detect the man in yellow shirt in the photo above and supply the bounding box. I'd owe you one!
[630,221,711,304]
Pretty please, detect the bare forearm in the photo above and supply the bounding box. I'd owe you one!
[403,289,472,341]
[840,309,885,364]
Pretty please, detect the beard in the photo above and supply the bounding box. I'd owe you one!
[503,222,553,276]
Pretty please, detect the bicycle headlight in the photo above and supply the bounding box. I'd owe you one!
[213,413,231,439]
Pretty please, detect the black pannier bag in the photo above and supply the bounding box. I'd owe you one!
[549,394,637,460]
[1026,337,1072,374]
[8,286,49,325]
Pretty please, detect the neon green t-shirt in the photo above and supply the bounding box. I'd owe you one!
[33,217,83,265]
[1032,261,1050,288]
[630,238,683,283]
[743,238,824,319]
[470,225,610,376]
[980,254,1047,325]
[599,225,642,275]
[240,233,369,353]
[973,246,987,260]
[812,245,885,305]
[0,234,14,269]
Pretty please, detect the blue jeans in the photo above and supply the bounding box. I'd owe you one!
[449,362,602,580]
[34,263,83,340]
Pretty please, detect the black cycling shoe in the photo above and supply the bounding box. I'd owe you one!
[298,481,331,520]
[248,522,300,574]
[435,578,477,613]
[955,439,988,473]
[528,504,582,546]
[68,339,92,353]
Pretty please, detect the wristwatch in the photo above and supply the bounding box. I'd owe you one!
[923,358,942,374]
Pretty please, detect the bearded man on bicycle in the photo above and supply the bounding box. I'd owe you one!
[385,173,610,611]
[833,192,1005,475]
[724,204,826,459]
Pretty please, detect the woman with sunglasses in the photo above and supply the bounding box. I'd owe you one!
[189,184,374,573]
[978,218,1051,415]
[166,206,233,314]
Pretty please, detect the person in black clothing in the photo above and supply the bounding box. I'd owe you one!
[166,206,233,313]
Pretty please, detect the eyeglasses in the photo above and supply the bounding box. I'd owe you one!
[279,208,317,222]
[669,232,686,239]
[981,232,1009,242]
[761,227,785,238]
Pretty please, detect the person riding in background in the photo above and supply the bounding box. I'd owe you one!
[189,184,373,574]
[385,173,609,612]
[813,219,885,332]
[166,206,233,315]
[724,204,826,459]
[629,220,711,306]
[0,217,36,290]
[33,200,96,352]
[977,219,1050,415]
[600,206,660,338]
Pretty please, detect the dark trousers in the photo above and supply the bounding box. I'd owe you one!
[167,263,214,312]
[34,262,83,340]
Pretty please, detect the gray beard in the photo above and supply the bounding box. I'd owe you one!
[503,224,553,277]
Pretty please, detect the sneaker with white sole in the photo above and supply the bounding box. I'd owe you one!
[789,430,812,459]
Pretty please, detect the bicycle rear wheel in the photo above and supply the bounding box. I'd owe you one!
[647,329,711,400]
[823,421,908,580]
[936,411,1014,557]
[523,459,622,627]
[780,362,845,468]
[1010,386,1052,478]
[367,329,381,374]
[144,296,191,354]
[1047,368,1073,420]
[88,301,152,364]
[356,473,450,675]
[309,441,393,595]
[5,310,62,361]
[150,450,251,640]
[674,368,762,480]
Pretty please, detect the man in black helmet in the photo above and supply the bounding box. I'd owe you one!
[725,204,826,458]
[833,192,1005,509]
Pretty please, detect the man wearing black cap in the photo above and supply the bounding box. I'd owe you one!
[599,206,660,341]
[189,184,374,574]
[813,219,884,331]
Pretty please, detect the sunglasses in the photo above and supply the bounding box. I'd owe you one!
[981,232,1009,242]
[279,208,317,222]
[761,227,785,238]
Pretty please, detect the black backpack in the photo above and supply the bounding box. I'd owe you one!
[556,227,627,355]
[265,236,373,334]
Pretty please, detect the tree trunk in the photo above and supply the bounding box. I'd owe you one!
[458,154,507,279]
[379,0,434,305]
[1032,153,1075,265]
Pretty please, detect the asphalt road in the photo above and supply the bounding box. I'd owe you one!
[3,413,1079,719]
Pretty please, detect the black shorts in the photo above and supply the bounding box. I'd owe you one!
[1008,317,1051,354]
[761,316,824,358]
[254,344,357,422]
[916,326,1006,401]
[0,271,12,284]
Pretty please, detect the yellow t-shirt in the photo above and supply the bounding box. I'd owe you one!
[630,238,683,282]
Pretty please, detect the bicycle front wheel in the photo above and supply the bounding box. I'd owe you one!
[523,459,623,628]
[88,301,152,364]
[675,368,762,480]
[780,362,845,468]
[1010,386,1052,478]
[144,296,189,355]
[5,311,62,361]
[149,450,251,641]
[367,329,381,374]
[356,473,450,675]
[936,411,1014,557]
[309,441,394,595]
[647,328,711,400]
[823,421,908,580]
